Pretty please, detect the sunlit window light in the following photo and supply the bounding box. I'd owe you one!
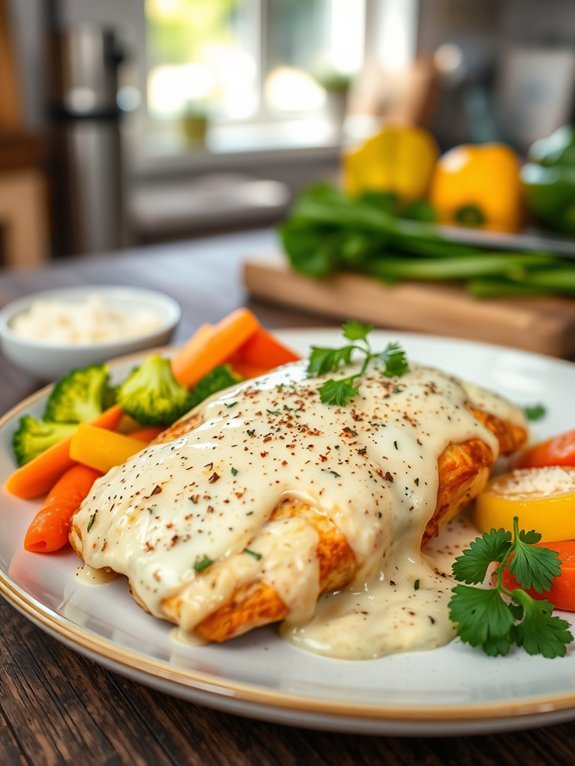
[329,0,365,74]
[148,63,216,117]
[264,67,325,112]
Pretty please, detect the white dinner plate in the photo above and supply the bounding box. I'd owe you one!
[2,329,575,737]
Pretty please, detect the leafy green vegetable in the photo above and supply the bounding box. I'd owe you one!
[12,415,77,466]
[364,253,555,282]
[117,354,192,426]
[307,321,408,406]
[280,182,575,298]
[449,517,572,658]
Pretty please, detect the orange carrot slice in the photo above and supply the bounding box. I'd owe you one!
[514,428,575,469]
[230,327,300,369]
[5,404,123,500]
[502,540,575,612]
[171,309,260,388]
[130,425,164,442]
[24,464,102,553]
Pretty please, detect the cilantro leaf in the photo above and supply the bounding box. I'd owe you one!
[452,528,511,584]
[513,594,573,658]
[510,535,561,593]
[449,585,514,656]
[319,378,359,406]
[342,320,372,342]
[379,342,409,377]
[307,345,353,376]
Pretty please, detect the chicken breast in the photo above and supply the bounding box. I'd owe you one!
[70,361,527,656]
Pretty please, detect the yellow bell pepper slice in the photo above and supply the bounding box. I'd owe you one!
[343,124,439,203]
[69,424,148,474]
[473,466,575,542]
[429,143,523,233]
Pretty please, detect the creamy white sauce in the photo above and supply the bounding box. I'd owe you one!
[72,360,525,659]
[11,296,161,344]
[75,563,118,585]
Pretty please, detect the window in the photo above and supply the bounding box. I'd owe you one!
[141,0,419,158]
[145,0,367,151]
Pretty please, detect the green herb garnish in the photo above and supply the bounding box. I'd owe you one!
[307,321,408,406]
[193,555,213,573]
[449,518,573,658]
[87,511,98,533]
[523,403,547,422]
[244,548,262,561]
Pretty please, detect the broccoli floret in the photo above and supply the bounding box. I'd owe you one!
[117,354,192,425]
[188,365,243,409]
[12,415,77,466]
[44,364,114,424]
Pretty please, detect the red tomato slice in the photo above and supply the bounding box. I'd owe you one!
[501,540,575,612]
[515,428,575,469]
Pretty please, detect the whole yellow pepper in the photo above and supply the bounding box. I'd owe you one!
[343,124,439,203]
[429,143,523,233]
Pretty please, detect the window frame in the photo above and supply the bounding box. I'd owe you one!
[131,0,418,167]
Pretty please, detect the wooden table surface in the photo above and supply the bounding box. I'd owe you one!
[1,229,575,766]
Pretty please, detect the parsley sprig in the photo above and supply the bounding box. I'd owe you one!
[449,517,573,658]
[307,321,409,406]
[523,402,546,422]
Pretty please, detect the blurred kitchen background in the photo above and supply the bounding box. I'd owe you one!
[1,0,574,267]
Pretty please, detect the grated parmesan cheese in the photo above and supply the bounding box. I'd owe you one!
[493,466,575,498]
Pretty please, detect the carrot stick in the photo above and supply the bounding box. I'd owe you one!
[130,425,164,443]
[24,465,102,553]
[171,309,260,388]
[170,322,214,384]
[230,327,300,369]
[5,404,123,500]
[227,361,271,379]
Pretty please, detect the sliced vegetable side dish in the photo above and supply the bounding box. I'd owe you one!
[5,312,575,660]
[7,308,299,551]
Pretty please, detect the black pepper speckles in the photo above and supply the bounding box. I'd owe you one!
[75,359,515,659]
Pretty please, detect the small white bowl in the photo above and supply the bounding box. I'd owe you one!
[0,286,181,380]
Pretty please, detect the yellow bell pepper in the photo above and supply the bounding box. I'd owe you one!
[473,467,575,542]
[343,124,439,203]
[69,424,148,474]
[429,143,523,233]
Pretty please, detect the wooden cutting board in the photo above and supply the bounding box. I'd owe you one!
[244,252,575,357]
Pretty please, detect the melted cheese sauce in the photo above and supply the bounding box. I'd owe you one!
[72,360,525,659]
[75,563,119,585]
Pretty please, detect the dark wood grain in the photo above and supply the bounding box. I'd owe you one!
[1,229,575,766]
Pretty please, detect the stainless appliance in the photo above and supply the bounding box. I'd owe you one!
[49,26,126,255]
